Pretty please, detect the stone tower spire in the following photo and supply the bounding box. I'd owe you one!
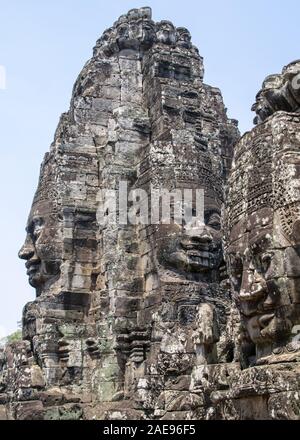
[1,8,239,420]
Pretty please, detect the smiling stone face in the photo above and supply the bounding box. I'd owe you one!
[227,210,295,350]
[18,205,62,294]
[157,209,223,281]
[18,155,63,296]
[225,111,300,364]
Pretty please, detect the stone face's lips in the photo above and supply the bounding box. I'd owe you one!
[185,250,218,270]
[169,237,221,270]
[25,261,40,276]
[186,250,211,258]
[181,242,212,252]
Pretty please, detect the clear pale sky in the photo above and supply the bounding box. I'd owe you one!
[0,0,299,337]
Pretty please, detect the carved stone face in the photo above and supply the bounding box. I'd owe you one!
[116,23,130,49]
[18,200,62,295]
[97,28,113,46]
[98,28,114,53]
[252,75,282,125]
[176,27,192,48]
[227,208,300,358]
[251,90,273,125]
[252,68,300,125]
[157,209,223,280]
[156,21,176,45]
[116,19,156,51]
[140,21,156,49]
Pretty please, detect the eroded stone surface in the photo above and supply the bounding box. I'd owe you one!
[224,65,300,419]
[1,7,300,420]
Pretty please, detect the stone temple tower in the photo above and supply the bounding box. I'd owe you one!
[0,8,239,420]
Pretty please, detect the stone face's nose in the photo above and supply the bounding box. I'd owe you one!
[198,230,213,244]
[183,231,213,248]
[198,233,212,243]
[18,238,35,261]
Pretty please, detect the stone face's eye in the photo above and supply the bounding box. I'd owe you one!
[31,228,41,243]
[207,213,221,230]
[34,217,44,227]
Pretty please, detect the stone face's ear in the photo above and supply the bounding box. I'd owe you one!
[18,236,34,261]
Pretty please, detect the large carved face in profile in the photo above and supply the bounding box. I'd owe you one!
[116,22,131,50]
[157,206,223,281]
[18,181,62,296]
[227,206,300,360]
[252,63,300,125]
[251,90,273,125]
[251,75,282,125]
